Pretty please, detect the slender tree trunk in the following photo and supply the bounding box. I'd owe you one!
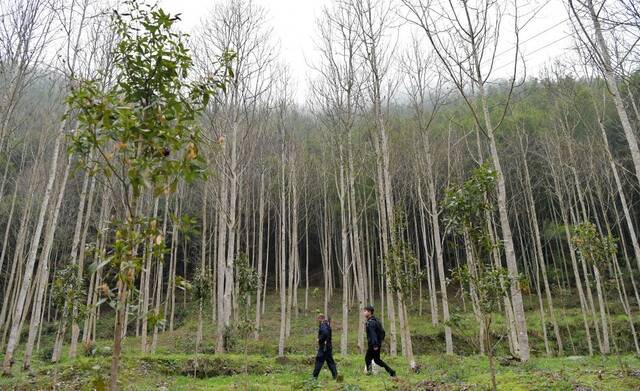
[215,165,228,352]
[278,120,287,357]
[286,157,298,338]
[521,141,563,355]
[593,265,610,354]
[151,197,169,353]
[255,172,265,339]
[571,0,640,188]
[70,174,97,358]
[3,132,63,374]
[338,145,350,356]
[141,198,159,353]
[347,141,366,354]
[425,152,453,354]
[548,154,594,355]
[476,79,529,360]
[23,156,71,368]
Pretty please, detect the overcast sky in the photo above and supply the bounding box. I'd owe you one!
[159,0,575,103]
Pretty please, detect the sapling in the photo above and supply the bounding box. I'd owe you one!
[234,253,258,374]
[572,221,617,355]
[384,213,423,371]
[193,266,212,356]
[190,265,211,377]
[50,264,86,363]
[66,1,231,389]
[443,164,514,391]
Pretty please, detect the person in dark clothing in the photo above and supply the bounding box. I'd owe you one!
[312,314,338,380]
[363,305,396,377]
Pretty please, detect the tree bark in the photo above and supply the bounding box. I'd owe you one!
[3,132,63,374]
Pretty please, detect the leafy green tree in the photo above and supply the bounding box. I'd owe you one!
[234,253,258,373]
[50,264,86,362]
[384,213,422,369]
[192,265,211,354]
[66,2,231,389]
[443,164,511,391]
[572,221,618,354]
[385,215,424,300]
[572,222,617,270]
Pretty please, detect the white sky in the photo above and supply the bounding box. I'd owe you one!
[159,0,575,104]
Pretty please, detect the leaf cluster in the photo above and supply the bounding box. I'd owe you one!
[192,266,212,301]
[51,263,87,321]
[66,0,232,200]
[384,214,424,298]
[442,164,499,257]
[452,265,511,315]
[235,253,258,307]
[572,221,618,270]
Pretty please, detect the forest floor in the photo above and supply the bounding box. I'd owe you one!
[2,291,640,390]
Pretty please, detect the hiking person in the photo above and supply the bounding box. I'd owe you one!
[363,305,396,377]
[312,314,338,380]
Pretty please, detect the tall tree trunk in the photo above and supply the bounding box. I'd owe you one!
[3,132,63,374]
[520,139,563,355]
[278,120,287,357]
[254,172,265,339]
[70,174,97,358]
[570,0,640,188]
[141,198,159,353]
[347,141,366,354]
[424,151,454,353]
[215,164,228,352]
[477,79,530,360]
[338,145,350,356]
[151,197,169,353]
[23,156,71,369]
[223,121,239,343]
[548,152,594,355]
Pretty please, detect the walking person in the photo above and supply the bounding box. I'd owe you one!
[363,305,396,377]
[312,314,338,380]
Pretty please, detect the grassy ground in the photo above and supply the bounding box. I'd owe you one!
[2,291,640,390]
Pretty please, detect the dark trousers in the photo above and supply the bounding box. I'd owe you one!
[365,346,395,375]
[312,346,338,379]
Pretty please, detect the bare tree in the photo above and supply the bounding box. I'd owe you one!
[0,0,55,153]
[403,0,531,361]
[568,0,640,188]
[310,0,369,355]
[193,0,276,352]
[401,37,454,354]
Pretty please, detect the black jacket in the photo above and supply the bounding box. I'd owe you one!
[318,320,332,349]
[365,316,382,348]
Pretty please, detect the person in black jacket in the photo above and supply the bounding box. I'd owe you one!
[363,305,396,377]
[312,314,338,380]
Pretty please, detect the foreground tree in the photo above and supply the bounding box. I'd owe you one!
[572,222,618,354]
[65,2,229,388]
[444,164,511,391]
[384,214,421,370]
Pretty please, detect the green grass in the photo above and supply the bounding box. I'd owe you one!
[3,351,640,390]
[2,291,640,390]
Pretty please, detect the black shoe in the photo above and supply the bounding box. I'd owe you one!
[389,370,396,377]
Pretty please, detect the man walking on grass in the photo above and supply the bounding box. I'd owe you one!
[312,314,338,380]
[363,305,396,377]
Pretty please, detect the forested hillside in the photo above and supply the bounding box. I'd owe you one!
[1,0,640,389]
